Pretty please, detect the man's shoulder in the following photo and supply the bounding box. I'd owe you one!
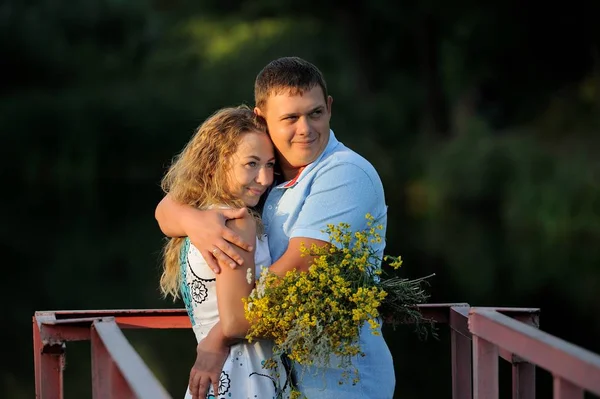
[318,141,381,180]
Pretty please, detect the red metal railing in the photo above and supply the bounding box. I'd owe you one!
[469,307,600,399]
[33,309,190,398]
[32,304,600,398]
[419,303,541,399]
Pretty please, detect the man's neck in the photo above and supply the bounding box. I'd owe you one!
[282,166,301,182]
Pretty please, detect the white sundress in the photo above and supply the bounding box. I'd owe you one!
[180,235,290,399]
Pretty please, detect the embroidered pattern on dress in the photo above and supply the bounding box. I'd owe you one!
[190,279,208,303]
[185,245,216,305]
[179,238,195,325]
[206,371,231,399]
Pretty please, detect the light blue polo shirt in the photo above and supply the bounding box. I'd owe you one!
[262,130,395,398]
[263,130,388,262]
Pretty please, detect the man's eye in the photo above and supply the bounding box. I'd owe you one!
[311,110,322,117]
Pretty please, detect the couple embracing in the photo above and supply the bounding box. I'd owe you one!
[156,56,395,399]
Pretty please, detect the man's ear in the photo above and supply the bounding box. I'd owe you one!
[327,96,333,114]
[254,106,264,117]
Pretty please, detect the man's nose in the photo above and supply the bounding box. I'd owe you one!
[297,116,310,135]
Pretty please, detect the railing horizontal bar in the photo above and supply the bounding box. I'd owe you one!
[42,308,188,319]
[40,323,91,344]
[449,306,541,339]
[417,303,471,308]
[92,319,171,398]
[414,303,469,324]
[487,307,540,315]
[41,304,472,328]
[36,305,540,323]
[37,310,192,329]
[39,315,191,330]
[469,308,600,395]
[485,307,540,328]
[115,315,191,329]
[449,306,524,364]
[449,306,471,337]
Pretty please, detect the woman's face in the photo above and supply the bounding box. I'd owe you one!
[226,131,275,207]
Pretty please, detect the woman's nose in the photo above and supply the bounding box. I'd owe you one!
[255,166,273,185]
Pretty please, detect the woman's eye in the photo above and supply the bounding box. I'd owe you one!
[247,161,257,167]
[266,162,275,168]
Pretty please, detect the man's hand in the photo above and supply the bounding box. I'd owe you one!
[184,207,254,273]
[188,338,229,399]
[155,194,253,273]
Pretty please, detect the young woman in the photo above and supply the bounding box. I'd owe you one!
[159,105,289,399]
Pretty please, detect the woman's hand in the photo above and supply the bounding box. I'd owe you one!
[188,333,230,399]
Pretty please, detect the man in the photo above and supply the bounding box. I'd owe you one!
[155,57,395,398]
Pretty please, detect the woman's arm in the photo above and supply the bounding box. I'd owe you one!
[187,214,257,398]
[214,213,257,338]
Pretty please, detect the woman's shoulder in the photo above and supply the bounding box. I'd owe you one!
[225,213,257,241]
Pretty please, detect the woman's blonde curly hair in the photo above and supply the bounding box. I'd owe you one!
[160,105,268,300]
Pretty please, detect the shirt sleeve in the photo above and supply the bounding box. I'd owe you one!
[290,162,386,243]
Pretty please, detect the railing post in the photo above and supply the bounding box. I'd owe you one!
[451,329,472,399]
[449,306,472,399]
[511,313,538,399]
[91,320,134,399]
[473,336,498,399]
[512,360,535,399]
[33,316,65,399]
[553,376,583,399]
[90,318,171,398]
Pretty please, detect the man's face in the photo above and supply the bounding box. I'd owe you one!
[256,86,333,174]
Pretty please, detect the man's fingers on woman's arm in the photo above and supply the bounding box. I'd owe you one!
[220,207,248,221]
[222,227,253,254]
[215,239,245,267]
[201,249,221,274]
[220,208,254,252]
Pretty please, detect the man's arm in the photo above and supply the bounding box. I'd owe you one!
[269,237,329,276]
[155,194,253,271]
[270,162,385,276]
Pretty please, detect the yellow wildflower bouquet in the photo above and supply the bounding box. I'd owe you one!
[243,214,434,391]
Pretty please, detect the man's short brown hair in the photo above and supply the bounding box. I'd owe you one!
[254,56,328,110]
